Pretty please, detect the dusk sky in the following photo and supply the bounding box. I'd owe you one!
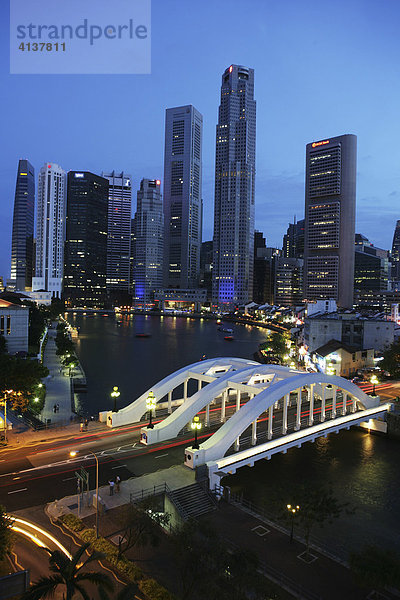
[1,0,399,280]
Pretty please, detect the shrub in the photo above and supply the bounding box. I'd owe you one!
[80,529,97,544]
[139,578,176,600]
[60,513,85,532]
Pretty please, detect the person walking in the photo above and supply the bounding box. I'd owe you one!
[109,480,115,496]
[115,475,121,493]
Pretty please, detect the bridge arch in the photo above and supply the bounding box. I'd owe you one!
[187,371,379,465]
[99,357,259,427]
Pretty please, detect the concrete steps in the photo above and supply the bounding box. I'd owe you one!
[168,482,217,519]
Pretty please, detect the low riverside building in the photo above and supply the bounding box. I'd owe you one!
[154,289,207,312]
[0,299,29,354]
[312,340,374,377]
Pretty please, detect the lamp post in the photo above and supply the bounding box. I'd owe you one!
[111,386,121,413]
[191,416,202,449]
[287,504,300,543]
[370,375,379,396]
[146,391,156,429]
[70,450,99,538]
[1,389,13,444]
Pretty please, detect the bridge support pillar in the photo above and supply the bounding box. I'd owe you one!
[234,436,240,451]
[251,419,257,445]
[332,386,337,418]
[205,403,210,427]
[183,379,188,403]
[295,388,301,430]
[221,390,227,423]
[236,390,241,412]
[321,384,326,422]
[352,395,357,413]
[282,394,289,434]
[198,379,202,392]
[167,391,172,414]
[343,393,347,416]
[308,384,314,426]
[268,405,273,440]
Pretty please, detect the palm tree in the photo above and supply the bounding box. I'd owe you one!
[21,542,114,600]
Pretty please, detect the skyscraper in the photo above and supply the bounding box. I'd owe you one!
[64,172,109,307]
[102,171,132,302]
[303,134,357,309]
[391,220,400,285]
[163,105,203,289]
[10,159,35,291]
[212,64,256,309]
[32,163,66,297]
[132,179,164,307]
[282,218,305,259]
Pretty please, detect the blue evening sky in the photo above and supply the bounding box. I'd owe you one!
[1,0,399,279]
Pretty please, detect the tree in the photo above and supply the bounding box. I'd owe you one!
[284,485,350,556]
[380,341,400,379]
[21,542,114,600]
[117,497,170,561]
[0,356,48,412]
[0,505,14,560]
[350,545,400,596]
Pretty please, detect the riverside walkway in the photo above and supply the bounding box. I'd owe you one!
[40,328,73,425]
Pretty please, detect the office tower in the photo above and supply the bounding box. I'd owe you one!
[132,179,164,307]
[163,105,203,289]
[102,171,132,302]
[63,172,109,307]
[32,163,66,297]
[282,218,305,259]
[10,159,35,291]
[391,220,400,285]
[212,64,256,309]
[304,134,357,308]
[253,231,280,305]
[275,257,304,306]
[354,234,389,306]
[199,241,213,297]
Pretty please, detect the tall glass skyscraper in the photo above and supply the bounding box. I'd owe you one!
[64,172,109,307]
[32,163,66,297]
[303,134,357,309]
[391,220,400,285]
[163,105,203,289]
[132,179,164,307]
[102,171,132,300]
[212,65,256,309]
[10,159,35,291]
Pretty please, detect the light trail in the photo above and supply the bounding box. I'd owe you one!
[11,516,72,559]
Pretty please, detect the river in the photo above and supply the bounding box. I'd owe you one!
[68,312,400,555]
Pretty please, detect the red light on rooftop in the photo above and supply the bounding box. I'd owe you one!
[48,164,51,168]
[311,140,330,148]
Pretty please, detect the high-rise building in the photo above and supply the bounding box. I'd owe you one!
[32,163,66,297]
[63,172,109,307]
[304,134,357,308]
[253,231,280,305]
[282,218,305,259]
[354,233,389,306]
[212,64,256,309]
[102,171,132,301]
[163,105,203,289]
[132,179,164,307]
[391,220,400,285]
[10,159,35,291]
[199,241,213,297]
[274,257,304,306]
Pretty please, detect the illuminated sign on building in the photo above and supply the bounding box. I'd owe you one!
[74,173,84,178]
[311,140,330,148]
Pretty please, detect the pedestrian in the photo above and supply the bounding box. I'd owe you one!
[80,422,84,432]
[115,475,121,493]
[109,480,115,496]
[53,404,57,414]
[56,403,60,413]
[84,419,88,431]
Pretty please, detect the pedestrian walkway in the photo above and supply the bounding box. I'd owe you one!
[3,419,110,449]
[41,328,73,425]
[47,465,196,521]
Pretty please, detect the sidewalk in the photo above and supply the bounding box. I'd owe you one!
[3,419,110,449]
[40,329,73,424]
[47,465,196,521]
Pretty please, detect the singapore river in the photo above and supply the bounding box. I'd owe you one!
[69,313,400,555]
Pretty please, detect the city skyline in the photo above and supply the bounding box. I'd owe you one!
[1,0,400,279]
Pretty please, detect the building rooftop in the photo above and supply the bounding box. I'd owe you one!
[314,339,364,357]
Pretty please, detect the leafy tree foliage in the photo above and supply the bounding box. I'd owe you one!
[380,341,400,378]
[0,505,14,560]
[350,545,400,595]
[0,355,48,412]
[21,542,113,600]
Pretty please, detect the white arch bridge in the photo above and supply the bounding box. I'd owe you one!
[99,358,392,488]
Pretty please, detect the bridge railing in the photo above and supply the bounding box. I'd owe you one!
[129,482,191,521]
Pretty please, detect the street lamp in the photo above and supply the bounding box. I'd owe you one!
[370,375,379,396]
[146,391,156,429]
[1,389,13,444]
[191,416,202,449]
[70,450,99,539]
[287,504,300,543]
[111,386,120,413]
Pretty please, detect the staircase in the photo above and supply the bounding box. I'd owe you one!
[168,483,217,520]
